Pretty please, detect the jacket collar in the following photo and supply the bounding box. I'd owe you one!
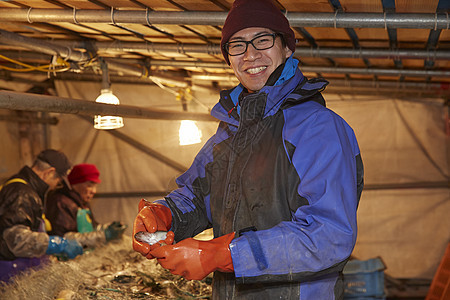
[56,184,87,208]
[17,166,49,200]
[212,55,304,124]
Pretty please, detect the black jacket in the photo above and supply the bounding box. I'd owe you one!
[0,166,48,260]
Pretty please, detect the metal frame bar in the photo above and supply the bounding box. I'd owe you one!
[0,9,449,29]
[0,90,217,121]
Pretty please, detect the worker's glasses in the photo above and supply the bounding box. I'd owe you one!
[223,33,280,56]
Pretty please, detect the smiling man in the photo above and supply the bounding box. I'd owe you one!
[133,0,364,299]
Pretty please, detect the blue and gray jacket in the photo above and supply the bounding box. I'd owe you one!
[158,56,364,299]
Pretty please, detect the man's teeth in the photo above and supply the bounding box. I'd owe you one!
[246,66,266,74]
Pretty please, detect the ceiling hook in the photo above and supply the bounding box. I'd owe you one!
[110,7,117,25]
[146,8,152,26]
[27,7,33,23]
[73,7,79,24]
[334,10,338,29]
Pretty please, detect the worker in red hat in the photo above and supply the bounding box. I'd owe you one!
[133,0,364,299]
[46,164,126,249]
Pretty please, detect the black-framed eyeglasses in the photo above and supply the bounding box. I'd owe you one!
[223,33,280,56]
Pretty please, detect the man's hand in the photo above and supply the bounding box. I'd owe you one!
[104,221,127,241]
[46,236,83,259]
[132,200,174,259]
[150,232,235,280]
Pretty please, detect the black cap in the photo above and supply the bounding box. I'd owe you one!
[37,149,72,182]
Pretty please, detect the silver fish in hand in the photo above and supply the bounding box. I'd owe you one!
[134,231,167,246]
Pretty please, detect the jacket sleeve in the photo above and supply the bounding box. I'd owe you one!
[3,225,49,257]
[157,124,230,242]
[63,230,106,249]
[230,106,362,283]
[0,183,48,259]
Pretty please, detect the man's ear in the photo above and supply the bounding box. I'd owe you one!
[285,46,293,58]
[42,167,56,180]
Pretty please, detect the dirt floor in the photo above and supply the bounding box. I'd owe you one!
[0,236,212,300]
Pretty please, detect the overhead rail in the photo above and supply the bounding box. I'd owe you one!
[1,29,448,99]
[0,90,217,122]
[0,30,189,87]
[93,180,450,197]
[0,9,449,29]
[2,51,449,78]
[0,29,91,62]
[148,60,450,78]
[325,80,450,98]
[2,29,450,64]
[328,78,449,92]
[56,40,450,60]
[32,71,450,99]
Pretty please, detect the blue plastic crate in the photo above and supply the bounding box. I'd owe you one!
[343,257,386,299]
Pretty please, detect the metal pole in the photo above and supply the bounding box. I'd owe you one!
[0,90,217,122]
[0,114,59,125]
[0,31,189,86]
[95,191,170,198]
[2,51,450,78]
[363,181,449,190]
[326,79,450,97]
[2,28,449,63]
[0,9,449,29]
[0,29,91,62]
[327,79,448,90]
[93,180,450,198]
[294,47,450,60]
[54,40,450,60]
[148,60,450,78]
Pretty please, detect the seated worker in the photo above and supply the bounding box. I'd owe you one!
[0,149,83,283]
[45,163,126,249]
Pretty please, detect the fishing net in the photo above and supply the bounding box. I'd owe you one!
[0,235,212,299]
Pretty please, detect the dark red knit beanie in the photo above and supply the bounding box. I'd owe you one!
[221,0,296,65]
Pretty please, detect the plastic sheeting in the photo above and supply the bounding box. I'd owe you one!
[0,79,448,280]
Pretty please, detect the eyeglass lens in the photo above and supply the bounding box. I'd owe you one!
[226,34,277,56]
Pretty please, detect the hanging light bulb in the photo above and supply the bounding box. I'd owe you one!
[179,120,202,146]
[94,58,124,130]
[94,89,124,129]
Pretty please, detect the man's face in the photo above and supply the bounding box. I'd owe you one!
[72,181,98,204]
[42,169,62,191]
[228,27,292,93]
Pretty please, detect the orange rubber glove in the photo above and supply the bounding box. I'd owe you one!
[133,200,175,259]
[138,198,152,212]
[150,232,235,281]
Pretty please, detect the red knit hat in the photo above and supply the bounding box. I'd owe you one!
[68,164,101,185]
[221,0,296,65]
